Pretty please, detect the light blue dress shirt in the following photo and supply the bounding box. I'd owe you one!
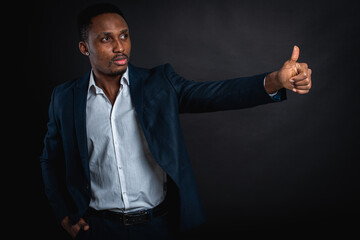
[86,68,166,213]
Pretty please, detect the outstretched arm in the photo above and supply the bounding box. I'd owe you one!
[165,67,281,113]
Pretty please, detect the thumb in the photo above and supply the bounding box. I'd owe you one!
[290,45,300,62]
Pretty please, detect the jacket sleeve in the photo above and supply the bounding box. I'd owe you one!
[163,64,286,113]
[40,87,71,224]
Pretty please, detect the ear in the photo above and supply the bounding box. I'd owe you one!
[79,41,89,56]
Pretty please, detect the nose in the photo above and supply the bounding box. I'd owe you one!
[113,39,124,53]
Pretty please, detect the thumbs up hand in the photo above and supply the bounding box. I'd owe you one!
[265,46,312,95]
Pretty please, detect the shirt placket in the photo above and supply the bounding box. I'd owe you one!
[110,83,130,211]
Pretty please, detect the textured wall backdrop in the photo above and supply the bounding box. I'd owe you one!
[32,0,360,238]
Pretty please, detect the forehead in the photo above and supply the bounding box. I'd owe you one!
[89,13,128,35]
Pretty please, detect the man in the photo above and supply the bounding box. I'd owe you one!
[41,3,312,240]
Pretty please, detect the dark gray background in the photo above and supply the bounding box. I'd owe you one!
[32,0,360,238]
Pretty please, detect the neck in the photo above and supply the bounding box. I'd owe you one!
[92,69,124,105]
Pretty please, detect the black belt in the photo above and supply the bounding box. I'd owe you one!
[86,200,169,226]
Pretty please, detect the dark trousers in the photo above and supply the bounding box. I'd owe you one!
[75,209,178,240]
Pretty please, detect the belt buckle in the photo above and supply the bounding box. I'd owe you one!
[122,210,149,226]
[122,213,132,226]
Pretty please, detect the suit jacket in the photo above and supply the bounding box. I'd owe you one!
[40,63,286,232]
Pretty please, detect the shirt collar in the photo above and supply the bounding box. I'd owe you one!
[88,67,130,94]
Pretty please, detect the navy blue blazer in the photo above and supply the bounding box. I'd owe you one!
[40,63,286,231]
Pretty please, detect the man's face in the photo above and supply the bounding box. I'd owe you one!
[80,13,131,76]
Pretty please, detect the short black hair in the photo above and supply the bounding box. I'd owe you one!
[77,3,126,42]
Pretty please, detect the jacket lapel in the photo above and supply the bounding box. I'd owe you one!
[128,63,144,121]
[74,72,91,181]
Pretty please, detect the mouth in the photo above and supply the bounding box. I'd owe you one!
[112,55,128,66]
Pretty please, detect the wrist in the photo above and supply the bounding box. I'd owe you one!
[265,71,282,94]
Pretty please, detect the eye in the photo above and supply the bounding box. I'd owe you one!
[120,34,128,40]
[101,36,111,42]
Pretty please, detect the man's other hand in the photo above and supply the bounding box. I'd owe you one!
[61,216,90,239]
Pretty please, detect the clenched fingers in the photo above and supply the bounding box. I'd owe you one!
[291,68,312,94]
[77,218,90,231]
